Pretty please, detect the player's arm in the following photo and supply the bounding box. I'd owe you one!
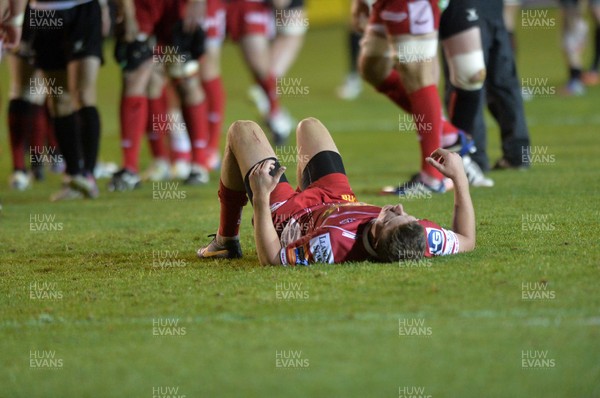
[249,160,287,266]
[427,149,476,252]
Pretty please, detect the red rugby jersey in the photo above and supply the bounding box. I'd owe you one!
[279,203,459,265]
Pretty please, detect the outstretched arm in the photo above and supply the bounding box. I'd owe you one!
[427,149,476,252]
[249,160,287,265]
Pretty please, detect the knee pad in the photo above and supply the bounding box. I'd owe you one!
[167,21,205,78]
[395,37,438,64]
[563,18,588,52]
[361,28,392,58]
[114,35,154,72]
[448,50,486,90]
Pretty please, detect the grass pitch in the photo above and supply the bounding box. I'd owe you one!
[1,11,599,398]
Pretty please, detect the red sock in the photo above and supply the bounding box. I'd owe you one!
[441,115,459,137]
[257,74,280,115]
[218,180,249,238]
[408,85,443,180]
[181,101,209,167]
[29,104,47,154]
[376,69,412,113]
[120,96,148,173]
[147,91,169,159]
[203,77,225,151]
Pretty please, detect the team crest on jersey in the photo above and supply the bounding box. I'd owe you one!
[309,234,334,264]
[426,228,444,255]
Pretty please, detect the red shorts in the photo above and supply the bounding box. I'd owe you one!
[370,0,440,36]
[205,0,226,44]
[269,173,357,230]
[134,0,186,44]
[226,0,274,42]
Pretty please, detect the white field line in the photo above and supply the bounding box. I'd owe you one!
[1,311,599,329]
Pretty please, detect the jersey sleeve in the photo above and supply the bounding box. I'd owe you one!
[280,229,335,266]
[419,220,460,257]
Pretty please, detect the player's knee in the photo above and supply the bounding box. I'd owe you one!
[297,117,321,133]
[227,120,261,142]
[448,51,486,91]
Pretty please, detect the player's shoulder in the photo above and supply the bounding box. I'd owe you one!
[418,219,459,257]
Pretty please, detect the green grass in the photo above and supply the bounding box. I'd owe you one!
[1,11,600,398]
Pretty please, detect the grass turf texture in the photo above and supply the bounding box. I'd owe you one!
[1,12,599,398]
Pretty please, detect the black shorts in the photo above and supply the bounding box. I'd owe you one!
[287,0,304,9]
[31,0,104,71]
[439,0,480,40]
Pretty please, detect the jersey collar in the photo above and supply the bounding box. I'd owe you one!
[362,220,379,259]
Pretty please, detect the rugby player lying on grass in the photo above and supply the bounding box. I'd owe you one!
[198,117,475,265]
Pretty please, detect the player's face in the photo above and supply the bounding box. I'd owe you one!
[373,204,417,242]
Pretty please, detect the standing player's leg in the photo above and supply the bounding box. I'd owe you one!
[392,30,446,193]
[270,0,307,79]
[201,0,226,170]
[560,0,588,95]
[110,57,154,191]
[143,64,170,181]
[68,56,102,190]
[582,0,600,85]
[229,1,292,144]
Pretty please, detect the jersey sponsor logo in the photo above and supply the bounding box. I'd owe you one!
[341,194,357,202]
[466,8,479,22]
[426,228,444,255]
[309,234,334,264]
[381,11,408,23]
[338,218,356,225]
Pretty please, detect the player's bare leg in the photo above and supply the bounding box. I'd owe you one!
[241,34,292,144]
[271,6,306,78]
[7,54,45,190]
[198,121,277,259]
[67,57,102,196]
[582,3,600,85]
[294,117,339,186]
[560,2,587,95]
[201,44,225,170]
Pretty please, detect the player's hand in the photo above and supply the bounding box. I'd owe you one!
[2,25,22,50]
[249,160,286,201]
[351,0,370,33]
[426,148,467,182]
[183,0,205,33]
[123,15,139,42]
